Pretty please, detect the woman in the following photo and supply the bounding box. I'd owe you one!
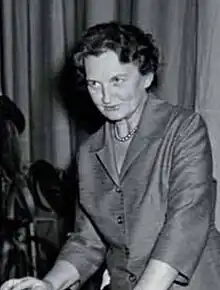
[1,21,220,290]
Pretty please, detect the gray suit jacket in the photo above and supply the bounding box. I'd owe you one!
[58,94,220,290]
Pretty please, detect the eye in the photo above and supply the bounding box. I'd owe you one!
[111,76,126,86]
[87,80,101,90]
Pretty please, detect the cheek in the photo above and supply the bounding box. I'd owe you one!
[114,90,135,102]
[112,85,134,101]
[88,89,102,105]
[118,88,145,109]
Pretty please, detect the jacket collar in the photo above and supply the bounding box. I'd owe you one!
[89,93,171,185]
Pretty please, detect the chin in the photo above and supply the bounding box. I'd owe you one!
[104,113,125,122]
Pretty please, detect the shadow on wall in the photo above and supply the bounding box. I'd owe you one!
[55,48,105,136]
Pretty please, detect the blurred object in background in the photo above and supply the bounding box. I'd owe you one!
[0,95,36,283]
[0,95,77,282]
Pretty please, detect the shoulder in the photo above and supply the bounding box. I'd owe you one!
[158,100,207,138]
[169,107,208,140]
[163,102,212,165]
[148,94,207,138]
[77,125,105,161]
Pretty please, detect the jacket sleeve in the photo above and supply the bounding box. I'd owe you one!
[151,112,214,285]
[56,149,107,286]
[57,196,107,285]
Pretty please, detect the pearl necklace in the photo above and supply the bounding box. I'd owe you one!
[114,125,138,142]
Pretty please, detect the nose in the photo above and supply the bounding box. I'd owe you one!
[101,85,111,104]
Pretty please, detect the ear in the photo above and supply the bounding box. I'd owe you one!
[144,72,154,89]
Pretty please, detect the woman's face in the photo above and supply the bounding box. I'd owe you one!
[84,50,153,122]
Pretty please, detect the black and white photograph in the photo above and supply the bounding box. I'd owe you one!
[0,1,220,289]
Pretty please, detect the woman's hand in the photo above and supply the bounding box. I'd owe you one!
[0,277,53,290]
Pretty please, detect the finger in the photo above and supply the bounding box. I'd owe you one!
[0,279,22,290]
[30,281,48,290]
[8,278,45,290]
[31,285,47,290]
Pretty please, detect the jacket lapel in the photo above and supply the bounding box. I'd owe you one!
[91,123,120,186]
[120,94,171,180]
[89,94,171,185]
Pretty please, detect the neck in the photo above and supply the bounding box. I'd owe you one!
[114,95,147,139]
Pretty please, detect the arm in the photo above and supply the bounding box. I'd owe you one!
[43,146,107,289]
[0,262,80,290]
[134,259,178,290]
[135,113,214,290]
[53,195,107,287]
[43,260,80,290]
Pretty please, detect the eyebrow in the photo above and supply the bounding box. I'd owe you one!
[86,73,129,83]
[110,73,128,79]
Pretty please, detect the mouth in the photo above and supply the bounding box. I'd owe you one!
[103,105,120,111]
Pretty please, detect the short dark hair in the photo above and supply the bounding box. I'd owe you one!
[73,21,160,90]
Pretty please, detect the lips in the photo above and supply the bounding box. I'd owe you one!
[103,105,120,111]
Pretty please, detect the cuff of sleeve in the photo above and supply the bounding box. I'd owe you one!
[57,252,102,285]
[150,254,191,286]
[150,221,208,285]
[57,238,106,285]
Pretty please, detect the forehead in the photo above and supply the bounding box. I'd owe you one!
[84,50,139,80]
